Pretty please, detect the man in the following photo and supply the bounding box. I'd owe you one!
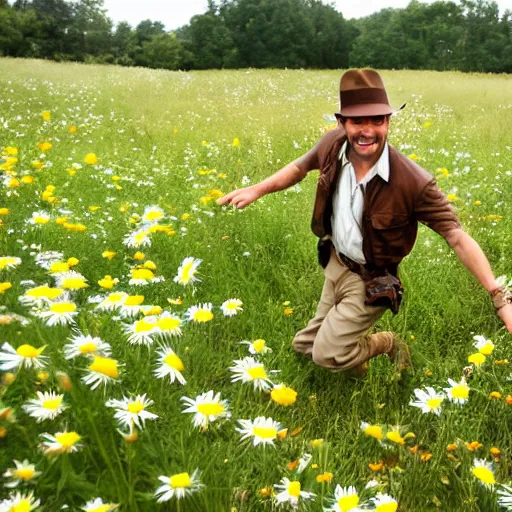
[217,69,512,374]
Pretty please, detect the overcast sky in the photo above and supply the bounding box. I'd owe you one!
[102,0,512,29]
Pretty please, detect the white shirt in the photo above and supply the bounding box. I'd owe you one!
[331,142,390,264]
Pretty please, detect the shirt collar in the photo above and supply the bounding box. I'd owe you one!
[338,141,390,183]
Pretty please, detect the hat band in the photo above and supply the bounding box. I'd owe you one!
[340,88,389,107]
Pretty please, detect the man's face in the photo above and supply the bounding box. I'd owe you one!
[341,115,390,162]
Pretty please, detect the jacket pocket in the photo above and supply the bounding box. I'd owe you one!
[369,214,409,256]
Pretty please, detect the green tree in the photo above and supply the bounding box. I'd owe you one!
[136,32,181,69]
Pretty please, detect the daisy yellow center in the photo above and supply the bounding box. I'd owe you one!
[132,268,154,280]
[79,343,97,354]
[106,293,125,303]
[88,506,111,512]
[158,317,181,331]
[364,425,383,440]
[225,301,239,310]
[15,468,35,480]
[34,215,49,224]
[468,353,486,366]
[288,481,301,498]
[10,500,31,512]
[55,431,80,448]
[50,262,70,273]
[0,257,17,269]
[427,398,442,409]
[472,467,495,485]
[451,385,469,399]
[376,503,398,512]
[180,261,194,283]
[127,400,145,414]
[125,295,144,306]
[197,403,225,416]
[89,357,118,378]
[479,343,494,355]
[145,211,163,221]
[247,366,267,380]
[170,472,191,488]
[164,353,184,371]
[62,278,88,289]
[16,344,43,358]
[27,286,62,299]
[252,339,266,352]
[134,232,148,243]
[135,319,155,333]
[50,302,76,314]
[143,306,162,316]
[253,426,277,439]
[193,310,213,322]
[386,431,405,445]
[43,396,63,410]
[338,494,360,511]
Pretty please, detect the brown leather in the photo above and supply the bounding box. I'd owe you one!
[311,126,461,279]
[490,287,512,310]
[365,273,403,315]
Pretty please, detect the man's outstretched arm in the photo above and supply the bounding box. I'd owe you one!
[216,141,320,209]
[445,228,512,333]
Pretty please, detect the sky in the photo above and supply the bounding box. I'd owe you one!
[102,0,512,29]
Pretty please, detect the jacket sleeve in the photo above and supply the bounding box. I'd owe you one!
[295,126,345,173]
[414,180,462,238]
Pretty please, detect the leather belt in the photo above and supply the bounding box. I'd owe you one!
[336,251,366,277]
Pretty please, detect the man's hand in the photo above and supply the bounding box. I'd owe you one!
[498,304,512,333]
[216,185,262,209]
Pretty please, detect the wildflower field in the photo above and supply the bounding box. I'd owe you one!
[1,59,512,512]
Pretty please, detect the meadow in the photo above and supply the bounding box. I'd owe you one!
[0,58,512,511]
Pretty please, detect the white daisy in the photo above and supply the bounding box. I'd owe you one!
[229,356,272,391]
[27,210,50,226]
[444,377,470,405]
[105,394,158,430]
[181,390,230,428]
[0,256,22,271]
[0,342,47,371]
[240,339,272,355]
[63,332,112,360]
[472,459,495,487]
[35,300,78,327]
[174,256,202,286]
[220,298,243,317]
[81,498,118,511]
[473,335,494,355]
[23,391,66,422]
[3,460,41,488]
[497,484,512,510]
[155,312,183,338]
[82,356,120,390]
[123,316,159,346]
[142,205,165,225]
[19,284,64,307]
[54,271,88,291]
[236,416,281,447]
[370,493,398,512]
[185,303,213,323]
[409,386,445,415]
[128,267,164,286]
[0,491,40,511]
[117,295,145,318]
[39,431,82,455]
[96,292,129,312]
[34,251,63,270]
[154,346,186,385]
[123,228,151,249]
[326,485,366,512]
[154,469,203,502]
[274,478,316,509]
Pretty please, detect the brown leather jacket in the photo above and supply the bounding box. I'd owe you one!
[309,126,461,276]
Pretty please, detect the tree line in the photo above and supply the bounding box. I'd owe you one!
[1,0,511,73]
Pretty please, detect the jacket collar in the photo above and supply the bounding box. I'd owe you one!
[339,141,390,183]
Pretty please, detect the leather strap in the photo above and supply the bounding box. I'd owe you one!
[489,287,512,310]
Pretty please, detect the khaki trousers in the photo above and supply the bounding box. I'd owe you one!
[292,251,387,370]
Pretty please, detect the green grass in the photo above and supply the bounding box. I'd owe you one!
[0,58,512,511]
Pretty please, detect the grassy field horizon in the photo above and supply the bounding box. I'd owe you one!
[1,58,512,511]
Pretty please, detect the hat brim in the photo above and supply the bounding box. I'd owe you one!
[336,103,405,118]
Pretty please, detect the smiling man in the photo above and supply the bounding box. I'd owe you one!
[217,68,512,374]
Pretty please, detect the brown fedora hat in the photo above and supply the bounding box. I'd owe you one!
[336,68,404,118]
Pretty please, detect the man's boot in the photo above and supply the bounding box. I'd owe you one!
[368,331,412,370]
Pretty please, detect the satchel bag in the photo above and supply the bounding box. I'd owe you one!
[364,271,403,315]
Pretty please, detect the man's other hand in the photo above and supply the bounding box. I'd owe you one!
[498,304,512,333]
[216,185,261,209]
